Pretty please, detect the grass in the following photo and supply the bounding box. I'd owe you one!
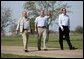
[1,32,83,49]
[1,53,46,58]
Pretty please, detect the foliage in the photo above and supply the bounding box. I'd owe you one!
[75,26,83,33]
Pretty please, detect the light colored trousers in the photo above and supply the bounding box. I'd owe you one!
[38,28,49,49]
[21,30,29,50]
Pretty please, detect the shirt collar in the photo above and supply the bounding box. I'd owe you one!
[61,13,65,15]
[61,13,67,16]
[39,16,45,18]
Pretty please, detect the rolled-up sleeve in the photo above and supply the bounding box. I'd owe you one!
[45,16,51,25]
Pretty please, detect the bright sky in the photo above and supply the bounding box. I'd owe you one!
[1,1,83,32]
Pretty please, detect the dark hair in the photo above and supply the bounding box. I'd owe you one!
[59,8,66,14]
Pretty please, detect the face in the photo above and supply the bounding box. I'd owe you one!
[62,8,66,14]
[40,10,45,17]
[22,11,28,17]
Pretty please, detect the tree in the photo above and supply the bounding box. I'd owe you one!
[24,1,71,20]
[1,5,15,36]
[23,1,71,32]
[30,18,35,34]
[75,26,83,33]
[10,20,17,35]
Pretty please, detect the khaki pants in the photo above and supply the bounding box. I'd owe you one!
[38,28,48,49]
[21,30,29,50]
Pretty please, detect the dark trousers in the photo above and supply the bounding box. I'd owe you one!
[59,26,73,49]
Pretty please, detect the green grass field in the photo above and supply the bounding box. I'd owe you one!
[1,32,83,58]
[1,32,83,49]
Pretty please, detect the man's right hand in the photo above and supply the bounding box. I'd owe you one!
[61,28,64,31]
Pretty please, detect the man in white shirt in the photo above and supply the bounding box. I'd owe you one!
[35,10,51,51]
[16,10,31,52]
[58,8,77,50]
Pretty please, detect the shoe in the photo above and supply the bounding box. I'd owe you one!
[44,49,48,51]
[70,47,78,50]
[61,49,64,50]
[24,50,29,52]
[60,47,64,50]
[38,49,41,51]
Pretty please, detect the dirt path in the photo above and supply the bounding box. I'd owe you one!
[1,46,83,58]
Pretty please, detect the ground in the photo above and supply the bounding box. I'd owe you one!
[1,46,83,58]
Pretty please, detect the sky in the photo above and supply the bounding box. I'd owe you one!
[1,1,83,32]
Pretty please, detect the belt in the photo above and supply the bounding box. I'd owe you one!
[62,25,68,27]
[23,29,27,30]
[38,26,46,28]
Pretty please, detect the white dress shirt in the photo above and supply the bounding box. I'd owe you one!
[58,13,70,29]
[35,16,50,27]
